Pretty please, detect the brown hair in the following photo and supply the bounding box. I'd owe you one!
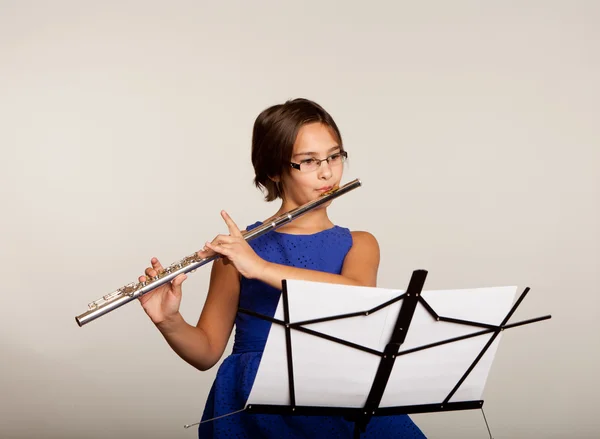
[251,98,343,201]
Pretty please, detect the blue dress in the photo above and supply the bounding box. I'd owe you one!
[198,222,426,438]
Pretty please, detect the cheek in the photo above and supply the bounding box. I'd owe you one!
[288,173,313,190]
[300,175,320,192]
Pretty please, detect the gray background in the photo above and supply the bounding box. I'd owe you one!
[1,1,598,438]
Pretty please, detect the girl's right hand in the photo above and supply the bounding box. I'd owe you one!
[137,257,187,326]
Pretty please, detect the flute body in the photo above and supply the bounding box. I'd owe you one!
[75,178,362,327]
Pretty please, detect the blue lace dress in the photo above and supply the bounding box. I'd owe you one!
[198,222,426,438]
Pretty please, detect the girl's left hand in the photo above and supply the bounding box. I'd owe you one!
[203,211,268,280]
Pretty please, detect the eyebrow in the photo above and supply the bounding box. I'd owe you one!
[293,146,341,158]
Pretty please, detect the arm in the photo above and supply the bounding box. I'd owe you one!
[204,212,381,290]
[257,231,380,289]
[150,257,240,372]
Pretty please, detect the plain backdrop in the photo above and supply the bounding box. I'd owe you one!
[1,1,598,438]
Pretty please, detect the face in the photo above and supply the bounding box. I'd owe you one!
[278,122,344,207]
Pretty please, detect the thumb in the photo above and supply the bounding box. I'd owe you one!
[171,274,187,298]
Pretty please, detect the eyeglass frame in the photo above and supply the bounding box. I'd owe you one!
[289,150,348,172]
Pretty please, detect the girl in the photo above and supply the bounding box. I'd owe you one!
[138,98,426,438]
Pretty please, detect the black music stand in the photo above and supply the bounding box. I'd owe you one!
[238,270,551,437]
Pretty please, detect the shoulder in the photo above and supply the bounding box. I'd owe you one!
[349,230,380,254]
[340,231,380,286]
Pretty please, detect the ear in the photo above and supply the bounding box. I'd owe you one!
[269,175,280,183]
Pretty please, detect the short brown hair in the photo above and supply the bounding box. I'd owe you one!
[251,98,343,201]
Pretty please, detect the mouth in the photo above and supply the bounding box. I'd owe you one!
[316,185,335,193]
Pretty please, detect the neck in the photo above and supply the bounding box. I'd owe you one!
[269,200,333,233]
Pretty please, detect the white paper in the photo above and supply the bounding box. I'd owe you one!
[247,280,517,409]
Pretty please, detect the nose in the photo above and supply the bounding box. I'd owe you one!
[317,158,333,179]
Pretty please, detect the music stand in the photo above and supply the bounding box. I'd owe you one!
[238,270,551,437]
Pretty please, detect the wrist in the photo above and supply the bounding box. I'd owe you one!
[155,312,185,335]
[252,259,271,281]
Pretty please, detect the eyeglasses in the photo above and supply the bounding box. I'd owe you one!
[290,151,348,172]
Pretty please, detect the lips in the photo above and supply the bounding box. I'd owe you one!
[317,186,334,192]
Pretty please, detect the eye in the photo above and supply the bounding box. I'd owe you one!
[301,158,318,165]
[329,153,342,160]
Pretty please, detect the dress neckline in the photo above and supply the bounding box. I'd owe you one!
[254,221,338,237]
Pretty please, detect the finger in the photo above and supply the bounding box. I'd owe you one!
[221,210,243,238]
[210,234,235,246]
[205,241,232,256]
[138,275,146,282]
[145,267,157,277]
[197,247,216,258]
[171,274,187,297]
[151,257,164,273]
[205,241,219,252]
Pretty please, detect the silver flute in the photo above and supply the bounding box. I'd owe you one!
[75,178,362,327]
